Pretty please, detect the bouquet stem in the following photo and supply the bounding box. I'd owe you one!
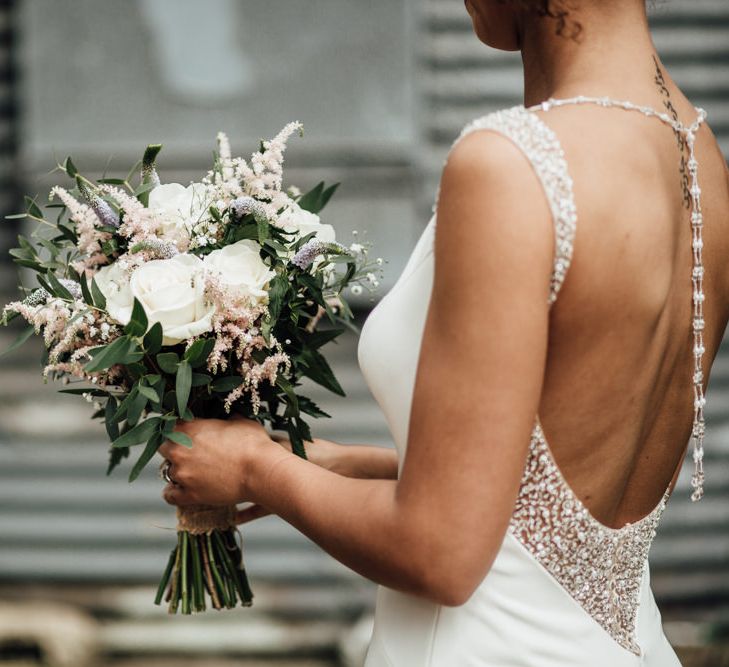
[155,505,253,614]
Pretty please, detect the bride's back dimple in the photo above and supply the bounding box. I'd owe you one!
[531,101,729,527]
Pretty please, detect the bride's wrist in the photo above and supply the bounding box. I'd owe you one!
[245,440,293,504]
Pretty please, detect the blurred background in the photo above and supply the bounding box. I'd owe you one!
[0,1,728,666]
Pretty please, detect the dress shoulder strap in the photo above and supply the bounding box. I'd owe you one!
[436,105,578,306]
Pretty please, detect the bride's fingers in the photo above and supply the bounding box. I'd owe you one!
[235,504,272,525]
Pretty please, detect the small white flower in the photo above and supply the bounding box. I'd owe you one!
[349,243,364,254]
[351,285,363,296]
[366,272,377,284]
[376,257,384,266]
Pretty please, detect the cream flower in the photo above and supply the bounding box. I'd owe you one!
[203,240,275,304]
[94,262,134,326]
[148,183,212,245]
[126,254,214,345]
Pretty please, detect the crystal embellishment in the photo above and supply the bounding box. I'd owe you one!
[509,421,669,656]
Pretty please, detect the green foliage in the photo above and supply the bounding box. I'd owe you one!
[143,322,164,355]
[156,352,180,374]
[84,336,143,372]
[112,416,162,449]
[125,298,149,337]
[1,137,374,486]
[298,182,340,215]
[176,361,192,418]
[166,430,193,448]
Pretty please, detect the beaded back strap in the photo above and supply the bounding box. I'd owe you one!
[530,96,709,501]
[445,107,578,306]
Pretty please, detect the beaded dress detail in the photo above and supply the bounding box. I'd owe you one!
[359,96,705,666]
[451,98,707,656]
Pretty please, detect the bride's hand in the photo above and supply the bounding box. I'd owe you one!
[159,417,273,508]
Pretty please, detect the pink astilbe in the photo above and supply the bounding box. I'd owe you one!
[224,344,291,414]
[6,294,126,388]
[50,186,110,265]
[231,122,303,205]
[102,185,161,244]
[203,273,290,414]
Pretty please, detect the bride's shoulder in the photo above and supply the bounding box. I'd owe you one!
[435,113,556,280]
[438,104,562,224]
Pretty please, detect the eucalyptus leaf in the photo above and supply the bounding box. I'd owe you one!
[64,156,78,178]
[138,385,160,403]
[129,431,164,482]
[58,387,109,396]
[156,352,180,374]
[125,298,149,337]
[176,360,192,417]
[45,272,73,301]
[298,182,324,214]
[267,274,289,324]
[319,182,340,211]
[184,338,214,368]
[167,431,193,448]
[90,278,107,309]
[191,372,212,387]
[126,390,148,427]
[79,274,94,306]
[112,416,162,449]
[84,336,132,373]
[210,375,243,393]
[25,196,44,220]
[143,322,163,355]
[105,397,120,441]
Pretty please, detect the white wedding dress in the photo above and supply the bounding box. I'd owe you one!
[357,96,709,666]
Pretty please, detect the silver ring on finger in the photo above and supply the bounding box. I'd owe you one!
[161,459,177,486]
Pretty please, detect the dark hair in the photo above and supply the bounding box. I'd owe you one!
[511,0,658,42]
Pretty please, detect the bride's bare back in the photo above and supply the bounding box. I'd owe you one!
[534,73,729,527]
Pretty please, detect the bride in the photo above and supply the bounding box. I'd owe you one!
[159,0,729,664]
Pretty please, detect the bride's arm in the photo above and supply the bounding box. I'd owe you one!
[160,131,553,606]
[274,435,399,480]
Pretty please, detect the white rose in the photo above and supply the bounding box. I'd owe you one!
[130,254,214,345]
[148,182,212,244]
[203,240,275,303]
[278,201,336,244]
[94,262,134,326]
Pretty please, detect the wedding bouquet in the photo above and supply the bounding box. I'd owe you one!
[2,123,381,614]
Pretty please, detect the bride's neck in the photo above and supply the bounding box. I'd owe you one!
[519,3,660,107]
